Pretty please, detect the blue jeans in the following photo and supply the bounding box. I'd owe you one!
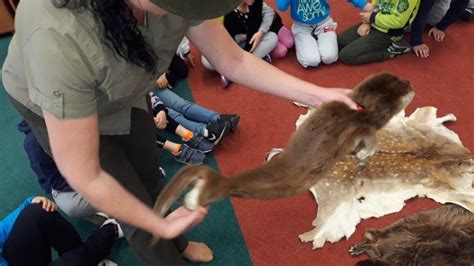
[153,89,220,135]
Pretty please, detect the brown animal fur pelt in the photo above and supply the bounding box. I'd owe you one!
[349,205,474,266]
[152,72,414,239]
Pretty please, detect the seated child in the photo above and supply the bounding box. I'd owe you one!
[152,95,213,165]
[152,89,240,142]
[410,0,470,57]
[18,120,108,222]
[202,0,293,87]
[277,0,372,68]
[338,0,421,65]
[156,37,195,90]
[0,196,121,266]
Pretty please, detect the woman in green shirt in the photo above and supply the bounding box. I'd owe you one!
[2,0,357,264]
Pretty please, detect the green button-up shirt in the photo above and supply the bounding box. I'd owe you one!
[2,0,201,135]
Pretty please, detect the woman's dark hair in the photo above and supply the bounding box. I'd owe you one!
[52,0,158,73]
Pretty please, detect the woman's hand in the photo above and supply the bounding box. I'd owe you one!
[154,110,168,129]
[156,206,208,239]
[156,73,171,89]
[357,23,371,36]
[249,31,265,53]
[428,27,445,42]
[313,88,359,110]
[32,196,58,212]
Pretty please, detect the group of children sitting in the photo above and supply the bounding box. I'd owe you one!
[201,0,473,86]
[2,0,472,265]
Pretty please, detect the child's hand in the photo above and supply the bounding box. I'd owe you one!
[357,23,371,36]
[156,73,171,89]
[359,12,372,24]
[412,44,430,58]
[185,53,196,68]
[428,27,445,42]
[154,111,168,129]
[249,31,265,53]
[32,196,58,212]
[362,3,375,12]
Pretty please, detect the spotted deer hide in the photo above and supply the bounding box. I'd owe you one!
[276,106,473,249]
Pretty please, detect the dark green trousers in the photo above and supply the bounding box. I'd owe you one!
[338,23,401,65]
[9,97,188,266]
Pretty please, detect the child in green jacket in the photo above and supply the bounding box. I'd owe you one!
[338,0,421,65]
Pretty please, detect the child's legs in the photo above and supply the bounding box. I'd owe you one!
[292,22,321,68]
[3,204,83,266]
[339,29,393,65]
[337,23,363,50]
[278,26,294,48]
[52,190,98,219]
[252,31,278,58]
[154,89,220,123]
[315,18,338,65]
[201,55,215,71]
[167,108,206,135]
[50,224,116,266]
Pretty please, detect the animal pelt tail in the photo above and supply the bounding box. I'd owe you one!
[150,165,221,246]
[153,165,221,217]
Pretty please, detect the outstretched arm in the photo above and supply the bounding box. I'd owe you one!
[188,19,357,109]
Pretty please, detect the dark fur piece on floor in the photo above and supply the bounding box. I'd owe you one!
[349,205,474,266]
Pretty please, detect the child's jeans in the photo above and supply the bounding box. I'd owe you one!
[153,88,220,135]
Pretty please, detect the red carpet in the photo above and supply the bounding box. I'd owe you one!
[187,1,474,264]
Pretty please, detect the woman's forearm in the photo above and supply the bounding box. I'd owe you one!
[43,111,165,237]
[224,51,326,106]
[79,169,164,236]
[189,20,356,109]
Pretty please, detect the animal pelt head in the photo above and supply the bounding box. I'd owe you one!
[349,205,474,266]
[349,72,414,128]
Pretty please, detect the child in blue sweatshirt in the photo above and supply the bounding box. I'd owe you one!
[0,196,120,265]
[276,0,372,68]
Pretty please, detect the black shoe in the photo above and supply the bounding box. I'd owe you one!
[218,114,240,132]
[206,120,230,145]
[387,40,411,57]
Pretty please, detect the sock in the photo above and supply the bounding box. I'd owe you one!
[172,144,182,156]
[183,130,194,141]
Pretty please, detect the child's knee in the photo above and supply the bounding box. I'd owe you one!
[321,51,338,65]
[297,56,321,68]
[338,48,358,65]
[298,53,321,68]
[270,42,288,58]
